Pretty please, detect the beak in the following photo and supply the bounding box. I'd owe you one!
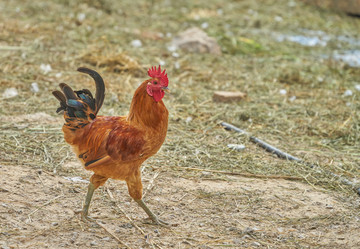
[161,86,170,93]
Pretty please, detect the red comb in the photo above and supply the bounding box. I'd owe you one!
[148,65,168,86]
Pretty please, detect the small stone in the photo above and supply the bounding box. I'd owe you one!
[159,60,166,66]
[355,84,360,91]
[102,237,110,241]
[2,88,18,99]
[172,27,222,55]
[213,91,247,102]
[30,82,39,93]
[279,89,287,95]
[343,89,353,97]
[252,242,261,247]
[167,45,177,52]
[77,13,86,23]
[174,61,180,69]
[201,171,211,176]
[55,72,62,78]
[185,117,192,124]
[130,39,142,48]
[40,64,52,74]
[289,95,296,102]
[90,241,97,246]
[201,22,209,29]
[274,16,283,22]
[227,144,246,151]
[51,222,59,226]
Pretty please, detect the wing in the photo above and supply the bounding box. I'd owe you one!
[76,117,146,169]
[105,125,146,162]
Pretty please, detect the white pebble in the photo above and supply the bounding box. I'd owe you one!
[274,16,283,22]
[343,89,353,97]
[40,64,52,74]
[167,45,177,52]
[77,13,86,22]
[279,89,287,95]
[289,95,296,102]
[172,52,180,58]
[227,144,246,151]
[159,60,166,66]
[30,82,39,93]
[317,76,324,82]
[2,88,18,99]
[130,39,142,48]
[55,72,62,78]
[355,84,360,91]
[174,61,180,69]
[63,176,89,183]
[217,9,223,15]
[201,22,209,29]
[185,116,192,124]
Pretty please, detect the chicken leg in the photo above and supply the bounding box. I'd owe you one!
[81,182,96,221]
[135,199,169,226]
[127,170,168,226]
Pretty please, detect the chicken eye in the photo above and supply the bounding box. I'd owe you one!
[153,81,158,85]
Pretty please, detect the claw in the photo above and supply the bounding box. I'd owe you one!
[143,217,170,227]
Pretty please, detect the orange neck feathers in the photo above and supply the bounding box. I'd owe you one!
[127,80,168,130]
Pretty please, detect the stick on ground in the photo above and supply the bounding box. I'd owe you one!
[220,122,360,196]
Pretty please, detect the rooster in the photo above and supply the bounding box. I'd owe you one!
[52,66,169,225]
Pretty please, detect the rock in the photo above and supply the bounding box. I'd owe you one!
[302,0,360,15]
[2,88,18,99]
[30,82,39,93]
[343,89,353,97]
[172,27,222,55]
[227,144,246,151]
[213,91,246,102]
[40,64,52,74]
[130,39,142,48]
[279,89,287,95]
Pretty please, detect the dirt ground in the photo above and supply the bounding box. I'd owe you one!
[1,161,360,249]
[1,0,360,248]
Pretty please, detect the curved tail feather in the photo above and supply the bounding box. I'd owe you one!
[52,68,105,126]
[77,67,105,115]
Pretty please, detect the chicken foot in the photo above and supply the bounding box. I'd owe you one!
[135,199,169,226]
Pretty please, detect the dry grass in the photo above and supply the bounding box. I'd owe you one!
[0,0,360,248]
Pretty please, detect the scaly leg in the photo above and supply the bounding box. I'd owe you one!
[135,199,169,226]
[81,182,96,221]
[126,170,169,226]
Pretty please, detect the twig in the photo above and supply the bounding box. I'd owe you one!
[0,45,30,50]
[143,171,161,198]
[27,195,63,221]
[94,220,132,249]
[221,122,306,165]
[171,165,302,181]
[220,122,360,195]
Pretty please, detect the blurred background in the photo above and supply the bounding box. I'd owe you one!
[0,0,359,248]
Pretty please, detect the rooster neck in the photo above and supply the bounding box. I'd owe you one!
[127,81,168,131]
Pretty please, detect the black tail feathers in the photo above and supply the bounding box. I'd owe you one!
[52,68,105,120]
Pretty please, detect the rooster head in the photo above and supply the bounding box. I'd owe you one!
[146,65,169,102]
